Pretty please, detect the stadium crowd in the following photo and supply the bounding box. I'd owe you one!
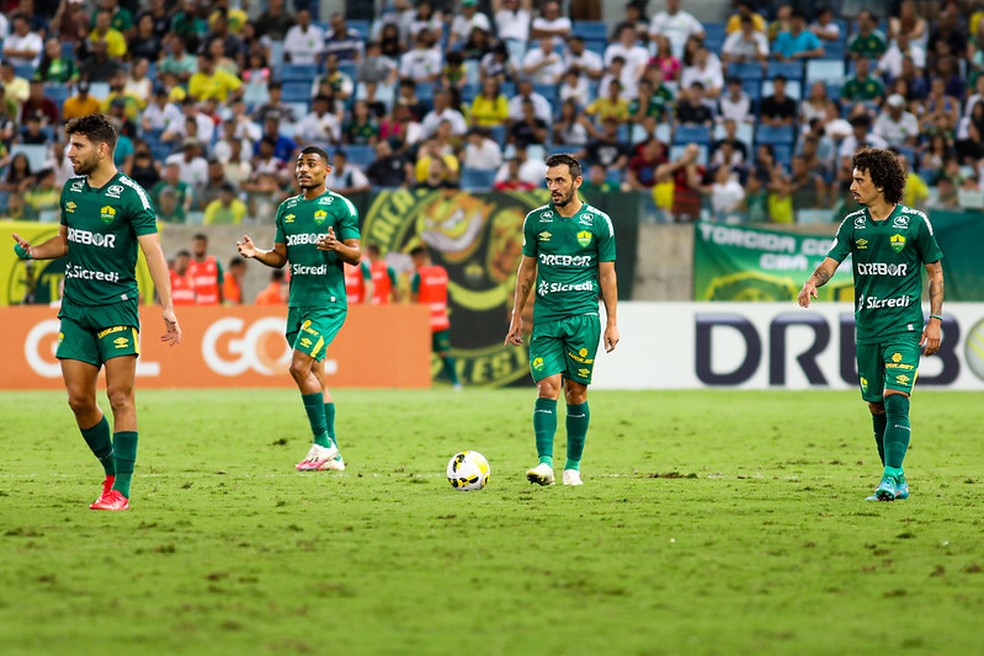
[0,0,983,229]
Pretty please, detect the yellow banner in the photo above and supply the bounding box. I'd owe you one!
[0,220,155,306]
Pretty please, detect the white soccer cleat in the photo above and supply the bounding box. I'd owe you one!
[320,455,345,471]
[295,444,340,471]
[562,469,583,486]
[526,462,555,486]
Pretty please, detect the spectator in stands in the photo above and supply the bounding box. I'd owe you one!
[470,77,508,128]
[558,68,589,108]
[927,4,966,64]
[725,1,765,35]
[20,78,57,125]
[873,93,919,149]
[878,32,925,83]
[766,4,792,43]
[604,25,649,97]
[62,79,100,120]
[524,36,565,86]
[655,142,704,222]
[555,98,589,146]
[400,31,442,84]
[223,257,246,305]
[680,45,723,99]
[509,98,549,146]
[848,10,887,60]
[441,50,468,89]
[343,99,380,146]
[772,9,824,62]
[130,13,164,63]
[563,34,603,82]
[255,269,287,305]
[142,87,182,133]
[151,162,192,223]
[649,0,703,57]
[323,12,364,64]
[809,5,840,43]
[188,53,243,103]
[248,137,288,188]
[461,127,502,170]
[4,13,42,68]
[840,55,885,110]
[381,100,424,149]
[0,60,29,108]
[531,0,571,48]
[417,152,456,190]
[196,159,230,210]
[139,0,171,41]
[690,162,745,221]
[895,55,928,102]
[410,1,444,43]
[719,76,752,125]
[800,80,833,126]
[124,58,153,108]
[379,23,406,61]
[253,0,293,42]
[100,69,141,122]
[35,37,78,84]
[52,1,90,50]
[932,54,964,100]
[171,0,208,39]
[448,0,491,53]
[203,182,247,225]
[358,40,398,87]
[576,164,615,194]
[421,89,467,139]
[415,136,459,184]
[89,8,128,59]
[494,143,543,186]
[256,115,297,164]
[20,111,48,144]
[493,0,532,57]
[158,35,197,84]
[23,167,59,220]
[297,94,342,145]
[493,157,534,191]
[220,139,253,188]
[324,149,371,196]
[837,114,888,161]
[626,137,668,191]
[580,116,630,173]
[675,81,713,127]
[759,74,797,127]
[652,34,681,81]
[712,117,749,164]
[920,76,960,139]
[965,75,984,119]
[166,138,209,196]
[585,79,630,133]
[367,139,413,188]
[316,52,355,102]
[204,10,245,66]
[254,82,296,125]
[635,73,673,125]
[722,14,769,66]
[129,141,161,190]
[161,96,212,145]
[956,102,984,164]
[283,9,324,65]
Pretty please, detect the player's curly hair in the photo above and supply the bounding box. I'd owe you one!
[852,147,906,205]
[64,113,118,149]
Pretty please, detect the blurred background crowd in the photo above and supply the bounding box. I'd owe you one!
[0,0,982,228]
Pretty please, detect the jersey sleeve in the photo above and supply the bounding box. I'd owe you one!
[274,205,286,244]
[126,182,158,236]
[595,211,616,262]
[336,195,361,241]
[915,212,944,264]
[387,266,397,286]
[59,183,70,226]
[825,215,853,263]
[521,212,538,258]
[361,260,371,279]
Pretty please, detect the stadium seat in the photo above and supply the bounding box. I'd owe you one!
[338,62,358,83]
[547,143,572,156]
[755,125,795,145]
[673,124,712,146]
[281,63,318,82]
[727,61,764,81]
[149,141,175,162]
[584,38,607,57]
[571,21,608,41]
[703,22,727,52]
[44,84,70,110]
[488,125,506,145]
[13,64,35,80]
[282,81,312,103]
[806,59,845,84]
[500,81,516,98]
[10,144,48,172]
[761,79,802,100]
[88,81,110,101]
[770,143,794,168]
[348,19,371,41]
[460,82,479,105]
[459,167,497,191]
[415,82,435,105]
[742,79,762,102]
[344,144,375,169]
[714,122,754,149]
[670,143,708,166]
[766,61,804,83]
[533,83,557,107]
[822,40,845,60]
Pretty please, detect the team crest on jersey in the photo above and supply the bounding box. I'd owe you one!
[313,209,328,224]
[319,196,334,205]
[539,231,551,241]
[106,185,124,199]
[856,238,868,250]
[65,201,77,213]
[890,234,906,253]
[531,357,544,371]
[70,180,84,192]
[576,230,592,247]
[284,213,296,223]
[100,205,117,224]
[893,215,911,229]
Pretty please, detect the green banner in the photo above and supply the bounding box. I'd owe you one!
[361,189,638,387]
[693,221,855,301]
[924,211,984,302]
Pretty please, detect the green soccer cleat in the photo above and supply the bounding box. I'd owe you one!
[894,474,909,500]
[871,475,898,502]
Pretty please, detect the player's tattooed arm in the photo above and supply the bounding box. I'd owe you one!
[797,257,839,308]
[922,260,944,356]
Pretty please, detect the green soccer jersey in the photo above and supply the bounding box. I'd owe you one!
[827,204,943,344]
[274,190,361,309]
[60,173,158,306]
[522,202,616,324]
[841,76,885,102]
[848,31,887,58]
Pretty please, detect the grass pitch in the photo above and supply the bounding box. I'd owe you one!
[1,388,982,655]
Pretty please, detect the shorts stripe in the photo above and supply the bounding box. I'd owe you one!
[132,327,140,355]
[311,336,325,358]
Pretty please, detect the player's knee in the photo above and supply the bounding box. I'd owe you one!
[868,401,886,415]
[106,386,134,413]
[536,377,561,399]
[565,385,588,405]
[66,391,98,417]
[288,359,311,382]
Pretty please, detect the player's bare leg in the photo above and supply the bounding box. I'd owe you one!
[62,359,118,505]
[290,350,338,470]
[91,355,138,509]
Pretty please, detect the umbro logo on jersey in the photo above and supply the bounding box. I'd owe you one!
[856,238,868,249]
[284,213,296,223]
[65,201,77,213]
[106,184,124,199]
[539,231,551,241]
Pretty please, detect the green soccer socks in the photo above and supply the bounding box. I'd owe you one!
[871,411,887,466]
[533,398,557,467]
[883,394,911,470]
[302,393,330,448]
[564,402,590,471]
[111,431,138,497]
[442,355,460,386]
[324,401,338,450]
[81,415,115,477]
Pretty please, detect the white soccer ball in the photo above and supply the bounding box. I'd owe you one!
[446,451,491,491]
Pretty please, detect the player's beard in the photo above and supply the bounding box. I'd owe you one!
[552,189,575,207]
[71,154,97,176]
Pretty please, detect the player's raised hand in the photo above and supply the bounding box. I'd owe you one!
[504,315,524,346]
[317,226,338,251]
[236,234,257,258]
[161,307,182,346]
[11,232,32,259]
